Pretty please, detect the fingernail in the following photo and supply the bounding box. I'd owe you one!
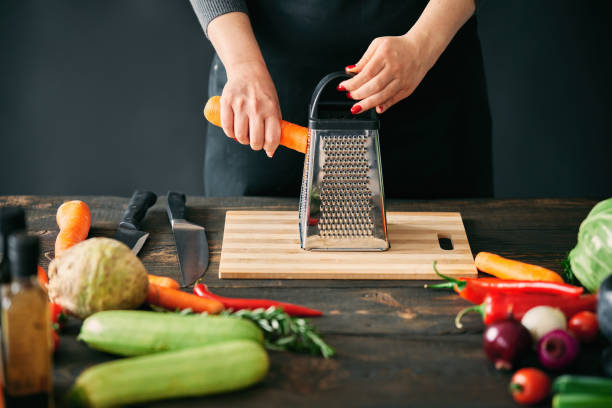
[336,84,346,91]
[376,106,383,114]
[345,64,356,72]
[351,105,362,115]
[346,92,352,100]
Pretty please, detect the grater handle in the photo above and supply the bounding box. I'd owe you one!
[309,72,353,120]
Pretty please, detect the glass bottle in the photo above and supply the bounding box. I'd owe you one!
[0,207,26,285]
[1,233,52,407]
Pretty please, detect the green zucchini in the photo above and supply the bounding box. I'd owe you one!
[78,310,263,356]
[67,339,268,407]
[553,394,612,408]
[553,375,612,395]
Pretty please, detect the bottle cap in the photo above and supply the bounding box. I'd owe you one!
[0,207,26,237]
[8,233,39,278]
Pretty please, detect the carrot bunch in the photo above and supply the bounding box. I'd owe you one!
[55,200,91,258]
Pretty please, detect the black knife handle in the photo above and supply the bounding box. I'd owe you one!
[166,191,186,221]
[119,190,157,230]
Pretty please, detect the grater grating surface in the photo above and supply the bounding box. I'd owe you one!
[319,134,374,238]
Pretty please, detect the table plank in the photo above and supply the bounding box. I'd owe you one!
[0,196,603,408]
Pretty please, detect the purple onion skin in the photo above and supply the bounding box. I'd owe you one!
[537,329,579,371]
[483,320,532,370]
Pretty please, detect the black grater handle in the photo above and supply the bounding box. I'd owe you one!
[309,72,353,120]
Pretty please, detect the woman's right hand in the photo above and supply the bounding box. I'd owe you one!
[220,62,281,158]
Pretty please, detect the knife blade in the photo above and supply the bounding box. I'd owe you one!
[113,190,157,254]
[166,191,209,287]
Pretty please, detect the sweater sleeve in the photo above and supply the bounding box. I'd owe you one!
[189,0,248,37]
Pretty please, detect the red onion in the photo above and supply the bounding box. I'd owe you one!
[537,329,579,370]
[483,320,532,370]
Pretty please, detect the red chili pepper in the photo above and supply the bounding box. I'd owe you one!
[50,302,67,331]
[426,261,583,304]
[455,292,597,328]
[193,284,323,317]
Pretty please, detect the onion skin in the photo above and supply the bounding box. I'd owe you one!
[521,306,567,343]
[483,320,532,370]
[537,329,579,371]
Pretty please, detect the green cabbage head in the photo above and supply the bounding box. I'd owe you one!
[569,197,612,293]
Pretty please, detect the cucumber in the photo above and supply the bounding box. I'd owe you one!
[78,310,263,356]
[553,375,612,395]
[67,339,268,407]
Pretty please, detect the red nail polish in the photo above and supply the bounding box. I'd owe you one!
[346,92,352,99]
[336,84,346,91]
[351,105,362,114]
[345,64,356,71]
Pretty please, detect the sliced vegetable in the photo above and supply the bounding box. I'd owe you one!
[521,306,567,343]
[428,261,583,304]
[67,340,269,407]
[475,252,564,283]
[568,311,599,343]
[147,274,180,290]
[48,237,149,319]
[483,320,531,370]
[553,375,612,395]
[146,283,223,314]
[597,274,612,342]
[509,368,550,405]
[54,200,91,258]
[78,310,262,356]
[204,95,308,154]
[455,292,597,329]
[568,197,612,293]
[538,329,579,371]
[553,394,612,408]
[194,283,322,317]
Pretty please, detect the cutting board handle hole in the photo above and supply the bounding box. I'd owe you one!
[438,234,454,251]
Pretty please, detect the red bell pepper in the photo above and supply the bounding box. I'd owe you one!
[427,262,583,304]
[455,292,597,328]
[193,284,323,317]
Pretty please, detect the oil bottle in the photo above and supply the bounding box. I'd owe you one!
[1,233,52,407]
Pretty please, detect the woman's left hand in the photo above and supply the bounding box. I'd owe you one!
[338,33,437,115]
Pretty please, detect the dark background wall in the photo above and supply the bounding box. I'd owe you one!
[1,0,610,198]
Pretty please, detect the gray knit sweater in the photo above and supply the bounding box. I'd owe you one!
[189,0,248,37]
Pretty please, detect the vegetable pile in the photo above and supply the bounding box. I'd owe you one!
[37,199,332,407]
[428,197,612,406]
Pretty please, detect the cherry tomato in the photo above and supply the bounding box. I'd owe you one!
[509,368,550,405]
[568,311,599,343]
[49,302,67,331]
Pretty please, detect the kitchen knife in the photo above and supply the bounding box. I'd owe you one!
[166,191,209,287]
[113,190,157,254]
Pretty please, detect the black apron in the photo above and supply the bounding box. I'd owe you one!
[205,1,492,198]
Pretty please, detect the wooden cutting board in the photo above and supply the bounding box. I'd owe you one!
[219,211,477,280]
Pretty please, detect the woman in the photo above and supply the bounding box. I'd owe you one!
[190,0,492,198]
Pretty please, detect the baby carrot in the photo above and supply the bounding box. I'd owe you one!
[147,274,180,290]
[146,283,223,314]
[55,200,91,258]
[204,95,308,154]
[475,252,564,283]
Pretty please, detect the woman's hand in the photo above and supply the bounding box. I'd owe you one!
[338,33,437,115]
[221,62,281,157]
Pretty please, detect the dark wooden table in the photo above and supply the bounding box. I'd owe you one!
[1,196,606,408]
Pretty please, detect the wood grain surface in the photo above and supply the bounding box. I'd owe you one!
[0,195,605,408]
[220,211,477,279]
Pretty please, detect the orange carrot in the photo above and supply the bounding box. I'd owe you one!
[204,95,308,154]
[38,265,48,292]
[147,274,180,290]
[474,252,564,283]
[146,283,223,314]
[55,200,91,258]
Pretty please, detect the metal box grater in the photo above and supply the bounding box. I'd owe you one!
[299,72,389,251]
